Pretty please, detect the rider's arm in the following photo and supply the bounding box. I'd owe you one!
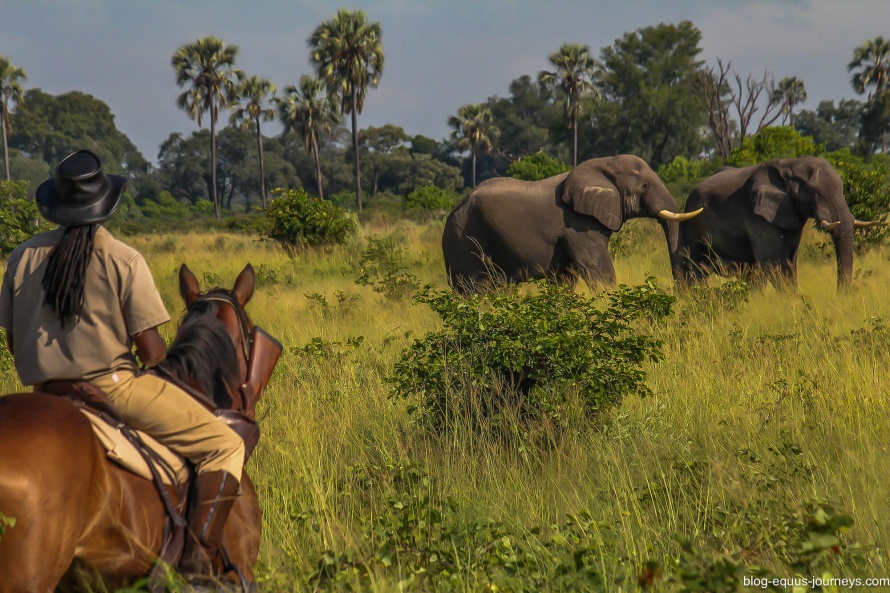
[133,327,167,369]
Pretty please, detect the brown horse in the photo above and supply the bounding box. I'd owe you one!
[0,263,277,592]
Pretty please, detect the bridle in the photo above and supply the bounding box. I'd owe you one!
[182,291,282,419]
[188,292,254,364]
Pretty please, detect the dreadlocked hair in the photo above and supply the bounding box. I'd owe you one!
[42,224,98,329]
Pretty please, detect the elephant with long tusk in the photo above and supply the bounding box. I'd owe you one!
[673,156,882,291]
[442,154,701,293]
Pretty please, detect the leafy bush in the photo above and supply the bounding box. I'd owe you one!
[657,156,715,184]
[824,155,890,249]
[507,151,571,181]
[389,278,674,434]
[727,127,824,167]
[0,180,53,256]
[355,236,420,300]
[403,185,458,211]
[265,187,356,248]
[140,191,192,219]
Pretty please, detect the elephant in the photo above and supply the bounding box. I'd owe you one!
[672,156,879,290]
[442,154,702,293]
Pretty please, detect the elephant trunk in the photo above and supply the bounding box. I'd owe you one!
[658,218,682,276]
[831,221,854,291]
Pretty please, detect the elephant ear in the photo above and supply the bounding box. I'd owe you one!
[561,166,623,231]
[750,166,802,230]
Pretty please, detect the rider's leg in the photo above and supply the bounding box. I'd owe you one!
[90,370,244,578]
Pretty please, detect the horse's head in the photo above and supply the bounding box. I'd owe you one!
[172,263,282,416]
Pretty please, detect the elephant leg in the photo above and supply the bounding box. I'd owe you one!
[750,234,797,291]
[576,259,615,291]
[562,230,615,290]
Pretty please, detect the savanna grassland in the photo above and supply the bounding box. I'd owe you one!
[4,215,890,592]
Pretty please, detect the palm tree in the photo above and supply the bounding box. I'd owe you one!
[230,75,276,208]
[770,77,807,126]
[172,36,242,217]
[308,9,384,211]
[448,104,500,189]
[849,36,890,98]
[538,43,599,167]
[849,36,890,152]
[278,75,340,200]
[0,56,26,181]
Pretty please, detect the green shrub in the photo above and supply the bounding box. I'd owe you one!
[140,191,193,219]
[506,151,571,181]
[404,185,457,210]
[192,199,214,216]
[265,187,356,248]
[0,180,53,256]
[389,278,674,434]
[728,127,824,167]
[824,156,890,250]
[328,189,357,210]
[355,236,420,300]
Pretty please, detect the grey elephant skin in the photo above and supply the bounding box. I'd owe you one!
[442,154,699,293]
[673,156,867,290]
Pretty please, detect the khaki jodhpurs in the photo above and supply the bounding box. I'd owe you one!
[89,369,244,480]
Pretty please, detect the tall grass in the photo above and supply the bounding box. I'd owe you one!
[3,216,889,590]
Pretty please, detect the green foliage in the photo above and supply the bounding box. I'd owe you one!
[728,127,825,167]
[404,185,458,211]
[265,187,356,247]
[192,199,214,216]
[506,151,571,181]
[390,278,674,434]
[0,180,53,256]
[658,156,722,200]
[327,189,357,210]
[818,153,890,250]
[9,88,148,175]
[355,236,420,300]
[139,191,194,219]
[638,441,866,591]
[657,156,715,184]
[303,462,631,591]
[590,21,708,166]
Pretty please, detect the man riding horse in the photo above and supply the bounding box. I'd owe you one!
[0,150,243,584]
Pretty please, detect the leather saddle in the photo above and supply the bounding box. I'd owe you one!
[37,377,260,587]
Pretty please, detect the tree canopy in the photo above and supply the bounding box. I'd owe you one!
[10,89,147,175]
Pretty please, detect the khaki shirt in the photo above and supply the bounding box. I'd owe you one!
[0,226,170,385]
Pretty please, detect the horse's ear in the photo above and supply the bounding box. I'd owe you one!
[232,264,256,307]
[179,264,201,306]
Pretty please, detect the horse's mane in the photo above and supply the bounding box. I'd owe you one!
[157,295,241,408]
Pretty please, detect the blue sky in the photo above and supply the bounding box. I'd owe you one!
[2,1,888,164]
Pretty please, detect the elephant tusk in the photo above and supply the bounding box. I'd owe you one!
[819,219,841,230]
[853,219,884,228]
[658,208,703,221]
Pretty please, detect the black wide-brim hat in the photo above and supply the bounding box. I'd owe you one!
[35,150,127,225]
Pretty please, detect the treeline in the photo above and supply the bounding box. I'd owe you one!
[1,18,889,220]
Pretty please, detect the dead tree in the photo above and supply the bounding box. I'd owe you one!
[692,58,787,158]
